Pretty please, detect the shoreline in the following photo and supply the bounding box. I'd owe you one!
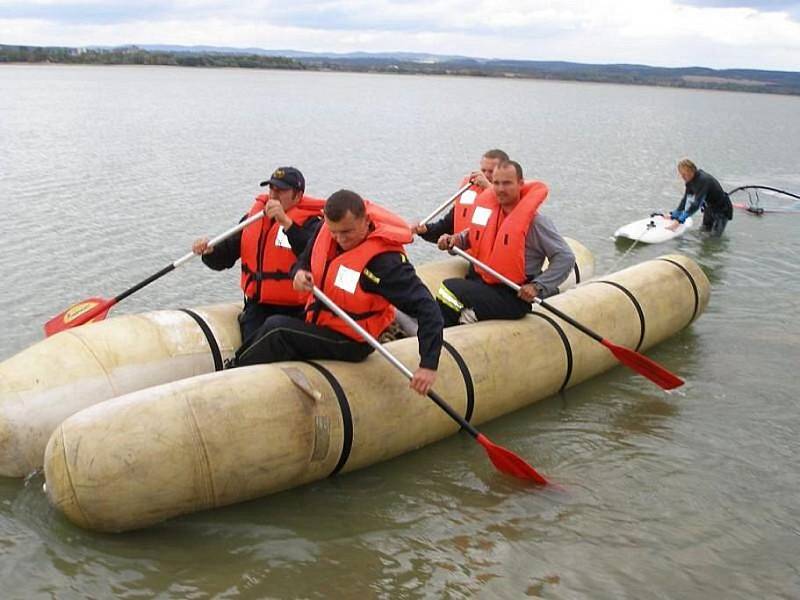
[3,44,799,97]
[3,60,799,98]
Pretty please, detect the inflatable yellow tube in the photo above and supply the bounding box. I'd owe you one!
[44,253,706,532]
[0,304,241,477]
[0,239,593,478]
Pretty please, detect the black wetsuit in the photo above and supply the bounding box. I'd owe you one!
[674,170,733,237]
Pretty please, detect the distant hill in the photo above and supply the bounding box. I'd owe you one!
[135,44,468,62]
[2,43,799,96]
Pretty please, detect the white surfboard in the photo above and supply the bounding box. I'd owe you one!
[614,215,693,244]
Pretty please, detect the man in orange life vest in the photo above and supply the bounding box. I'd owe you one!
[192,167,324,346]
[233,190,444,396]
[412,149,509,244]
[436,160,575,326]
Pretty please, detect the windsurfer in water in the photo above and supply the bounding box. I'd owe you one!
[667,159,733,237]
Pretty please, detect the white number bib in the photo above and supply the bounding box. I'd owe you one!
[274,226,292,249]
[471,206,492,227]
[333,265,361,294]
[459,189,477,205]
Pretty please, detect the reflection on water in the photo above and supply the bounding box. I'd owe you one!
[1,65,799,598]
[691,232,731,286]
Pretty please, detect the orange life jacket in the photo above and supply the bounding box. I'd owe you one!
[306,202,412,341]
[452,176,486,234]
[240,194,325,306]
[467,181,548,285]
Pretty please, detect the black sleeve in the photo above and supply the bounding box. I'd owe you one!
[675,189,688,213]
[360,252,444,370]
[290,224,320,278]
[419,207,454,243]
[201,214,246,271]
[286,217,322,256]
[685,172,711,216]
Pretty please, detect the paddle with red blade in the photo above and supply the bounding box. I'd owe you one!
[311,285,548,484]
[44,209,272,337]
[451,247,684,390]
[532,297,683,390]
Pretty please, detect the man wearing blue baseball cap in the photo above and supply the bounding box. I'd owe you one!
[192,166,325,347]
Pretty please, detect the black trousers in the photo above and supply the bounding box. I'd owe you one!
[238,300,305,348]
[234,314,374,367]
[437,275,531,327]
[700,210,730,237]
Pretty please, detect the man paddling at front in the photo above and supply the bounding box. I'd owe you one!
[231,189,444,396]
[192,167,324,348]
[436,160,575,325]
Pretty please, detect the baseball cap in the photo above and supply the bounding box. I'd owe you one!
[259,166,305,191]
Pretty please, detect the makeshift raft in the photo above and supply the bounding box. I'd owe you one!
[43,253,708,532]
[0,240,593,478]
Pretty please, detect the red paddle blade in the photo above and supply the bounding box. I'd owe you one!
[476,434,548,485]
[44,297,114,337]
[601,339,684,390]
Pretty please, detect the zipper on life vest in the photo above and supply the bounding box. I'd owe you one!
[254,218,271,301]
[487,211,502,254]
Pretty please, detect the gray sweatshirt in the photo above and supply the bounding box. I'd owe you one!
[457,212,576,298]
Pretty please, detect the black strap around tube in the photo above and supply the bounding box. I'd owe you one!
[441,340,475,423]
[304,361,353,477]
[586,280,647,351]
[530,312,574,392]
[657,258,700,324]
[179,309,223,371]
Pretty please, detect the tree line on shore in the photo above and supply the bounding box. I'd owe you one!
[0,45,301,69]
[3,44,798,96]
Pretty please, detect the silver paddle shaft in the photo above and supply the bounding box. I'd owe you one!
[451,246,527,295]
[311,286,415,380]
[420,182,472,225]
[173,209,269,268]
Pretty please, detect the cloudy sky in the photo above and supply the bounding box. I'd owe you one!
[1,0,799,71]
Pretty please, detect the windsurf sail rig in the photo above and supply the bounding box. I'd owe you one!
[728,185,800,215]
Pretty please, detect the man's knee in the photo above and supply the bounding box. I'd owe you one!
[238,304,266,345]
[235,315,301,366]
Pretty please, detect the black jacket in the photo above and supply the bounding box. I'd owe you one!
[677,170,733,219]
[201,214,321,271]
[418,207,455,243]
[293,224,444,370]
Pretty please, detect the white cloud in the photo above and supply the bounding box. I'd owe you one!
[0,0,798,70]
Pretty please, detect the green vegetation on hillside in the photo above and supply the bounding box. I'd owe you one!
[0,45,301,69]
[2,44,798,96]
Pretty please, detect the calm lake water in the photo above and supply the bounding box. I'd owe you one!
[1,65,799,599]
